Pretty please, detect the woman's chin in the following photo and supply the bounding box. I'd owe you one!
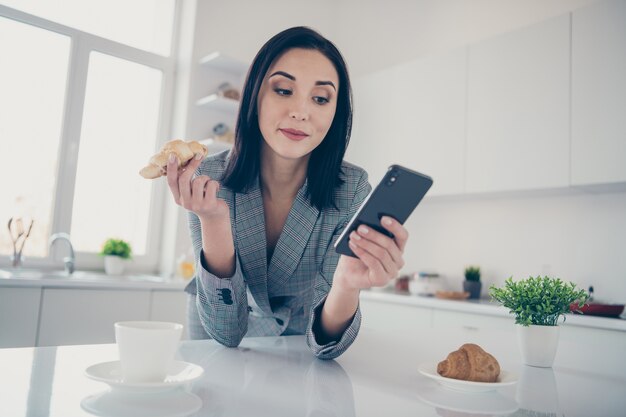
[267,143,313,161]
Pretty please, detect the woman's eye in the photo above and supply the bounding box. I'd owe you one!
[274,88,292,96]
[313,96,329,105]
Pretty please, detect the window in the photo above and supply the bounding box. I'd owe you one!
[0,0,176,55]
[0,16,70,258]
[71,52,162,256]
[0,3,178,270]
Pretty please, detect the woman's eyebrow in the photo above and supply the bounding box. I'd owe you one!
[269,70,337,91]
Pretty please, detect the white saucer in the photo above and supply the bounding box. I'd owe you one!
[84,360,204,392]
[418,362,518,393]
[81,388,202,417]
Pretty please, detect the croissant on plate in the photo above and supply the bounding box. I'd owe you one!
[437,343,500,382]
[139,139,208,179]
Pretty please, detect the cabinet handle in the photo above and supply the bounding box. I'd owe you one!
[462,326,479,331]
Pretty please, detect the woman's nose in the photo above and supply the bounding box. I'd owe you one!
[289,100,309,121]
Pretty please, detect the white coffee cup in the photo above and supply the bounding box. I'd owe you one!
[114,321,183,383]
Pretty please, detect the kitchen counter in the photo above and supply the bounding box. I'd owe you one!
[0,273,187,291]
[361,288,626,332]
[2,327,625,416]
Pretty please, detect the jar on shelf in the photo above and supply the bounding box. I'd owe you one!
[216,82,241,101]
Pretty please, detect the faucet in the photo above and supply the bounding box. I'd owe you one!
[49,233,75,275]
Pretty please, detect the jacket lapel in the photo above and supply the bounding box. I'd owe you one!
[234,178,272,314]
[268,179,320,292]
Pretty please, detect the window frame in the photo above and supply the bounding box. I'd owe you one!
[0,3,181,272]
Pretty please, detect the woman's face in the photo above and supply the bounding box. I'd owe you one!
[257,48,339,162]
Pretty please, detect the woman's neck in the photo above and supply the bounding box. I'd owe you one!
[259,144,308,202]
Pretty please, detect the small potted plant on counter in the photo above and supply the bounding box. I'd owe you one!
[463,266,482,299]
[489,276,588,367]
[99,238,132,275]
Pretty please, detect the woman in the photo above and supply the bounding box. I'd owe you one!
[167,27,409,359]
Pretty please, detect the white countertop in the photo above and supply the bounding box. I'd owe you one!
[361,288,626,332]
[2,327,625,417]
[0,273,187,291]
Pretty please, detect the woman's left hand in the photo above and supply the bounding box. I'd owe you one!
[334,216,408,291]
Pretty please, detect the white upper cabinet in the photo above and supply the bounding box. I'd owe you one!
[466,15,571,193]
[350,48,467,196]
[571,0,626,186]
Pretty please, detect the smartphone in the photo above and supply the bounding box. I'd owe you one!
[334,165,433,258]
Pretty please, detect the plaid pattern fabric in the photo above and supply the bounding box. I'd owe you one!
[184,150,371,359]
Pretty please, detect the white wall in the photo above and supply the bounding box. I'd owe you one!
[171,0,626,301]
[402,190,626,302]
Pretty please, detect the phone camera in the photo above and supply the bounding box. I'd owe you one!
[386,169,399,186]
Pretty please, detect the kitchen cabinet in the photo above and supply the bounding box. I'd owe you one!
[431,308,514,333]
[360,291,625,367]
[150,290,188,337]
[37,288,151,347]
[359,296,432,335]
[0,287,41,348]
[351,48,467,195]
[466,14,571,193]
[571,0,626,186]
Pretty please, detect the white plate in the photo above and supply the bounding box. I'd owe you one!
[85,360,204,392]
[81,388,202,417]
[418,362,517,392]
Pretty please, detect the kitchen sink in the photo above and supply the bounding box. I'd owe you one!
[0,268,165,282]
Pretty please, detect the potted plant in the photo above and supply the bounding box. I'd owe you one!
[489,276,588,367]
[463,266,482,299]
[99,238,132,275]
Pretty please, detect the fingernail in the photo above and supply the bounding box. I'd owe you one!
[351,231,361,240]
[358,225,369,234]
[169,153,176,163]
[383,217,392,226]
[194,153,202,160]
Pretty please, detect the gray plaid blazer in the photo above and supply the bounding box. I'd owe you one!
[184,150,371,359]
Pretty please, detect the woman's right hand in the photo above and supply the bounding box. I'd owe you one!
[166,153,229,220]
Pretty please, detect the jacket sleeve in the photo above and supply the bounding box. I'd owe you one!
[306,171,372,360]
[187,209,249,348]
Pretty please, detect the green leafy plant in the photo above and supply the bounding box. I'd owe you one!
[464,266,481,282]
[489,276,588,326]
[99,238,132,260]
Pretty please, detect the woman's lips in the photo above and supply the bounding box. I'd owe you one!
[280,128,309,141]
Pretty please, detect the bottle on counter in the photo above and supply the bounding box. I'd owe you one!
[176,249,195,280]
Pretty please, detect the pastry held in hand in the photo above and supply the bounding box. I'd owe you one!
[437,343,500,382]
[139,139,208,179]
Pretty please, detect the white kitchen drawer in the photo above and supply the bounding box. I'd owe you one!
[150,290,188,338]
[38,288,150,346]
[0,287,41,348]
[431,309,515,333]
[359,297,432,336]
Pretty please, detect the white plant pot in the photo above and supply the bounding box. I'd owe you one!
[517,324,560,368]
[104,256,126,275]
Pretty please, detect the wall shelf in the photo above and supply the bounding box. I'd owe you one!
[195,94,240,112]
[199,51,249,74]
